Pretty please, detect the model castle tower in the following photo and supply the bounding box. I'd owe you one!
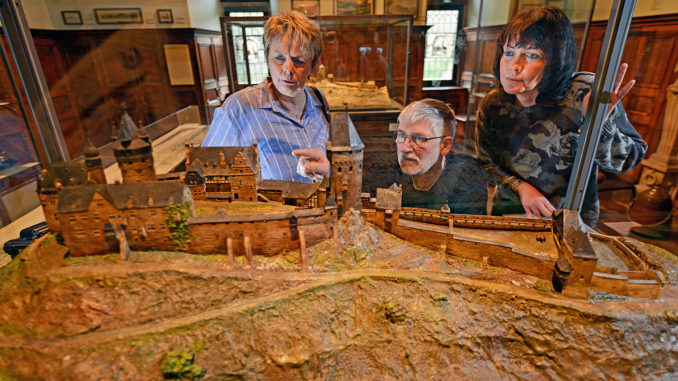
[84,137,106,184]
[112,105,156,183]
[327,111,364,216]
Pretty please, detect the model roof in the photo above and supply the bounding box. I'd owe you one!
[257,179,322,199]
[187,146,258,175]
[56,181,190,213]
[37,161,89,192]
[375,187,402,210]
[329,111,364,151]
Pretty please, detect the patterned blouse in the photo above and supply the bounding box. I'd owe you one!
[476,72,647,226]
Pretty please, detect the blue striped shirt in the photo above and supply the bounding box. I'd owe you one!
[202,78,330,182]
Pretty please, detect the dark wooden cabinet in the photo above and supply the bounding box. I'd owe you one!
[23,28,223,159]
[580,15,678,183]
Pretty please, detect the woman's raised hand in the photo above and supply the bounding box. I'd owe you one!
[582,62,635,118]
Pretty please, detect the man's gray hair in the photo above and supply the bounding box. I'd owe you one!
[398,99,456,137]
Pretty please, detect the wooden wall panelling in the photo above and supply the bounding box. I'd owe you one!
[165,29,210,123]
[197,35,219,106]
[210,35,229,102]
[57,32,116,150]
[31,29,211,154]
[192,30,223,124]
[580,15,678,184]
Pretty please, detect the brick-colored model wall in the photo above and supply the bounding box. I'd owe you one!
[59,193,173,256]
[331,151,363,214]
[186,210,335,256]
[39,193,60,232]
[230,174,257,202]
[119,159,156,183]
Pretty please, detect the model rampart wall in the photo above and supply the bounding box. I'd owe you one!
[391,219,556,280]
[399,208,449,225]
[185,208,336,256]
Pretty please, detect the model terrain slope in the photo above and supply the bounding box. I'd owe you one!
[0,110,677,379]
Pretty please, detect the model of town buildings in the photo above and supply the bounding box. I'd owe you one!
[36,109,669,300]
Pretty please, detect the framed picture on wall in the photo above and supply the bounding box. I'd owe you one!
[94,8,143,24]
[61,10,83,25]
[157,9,174,24]
[292,0,320,17]
[334,0,373,15]
[384,0,418,18]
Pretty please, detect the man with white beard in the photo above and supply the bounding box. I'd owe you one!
[393,99,488,213]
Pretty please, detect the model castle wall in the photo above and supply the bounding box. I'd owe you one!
[34,108,664,299]
[187,207,337,255]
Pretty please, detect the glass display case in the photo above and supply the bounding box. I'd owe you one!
[221,14,413,111]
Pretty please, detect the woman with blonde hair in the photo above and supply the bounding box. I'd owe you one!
[203,11,330,182]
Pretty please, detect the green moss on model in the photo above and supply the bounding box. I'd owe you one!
[166,203,193,250]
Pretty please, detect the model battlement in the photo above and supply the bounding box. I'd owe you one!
[33,109,667,299]
[361,187,666,299]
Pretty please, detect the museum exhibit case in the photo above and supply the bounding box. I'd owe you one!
[1,0,678,379]
[221,14,415,111]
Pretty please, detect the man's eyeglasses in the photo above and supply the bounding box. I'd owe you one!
[394,132,444,148]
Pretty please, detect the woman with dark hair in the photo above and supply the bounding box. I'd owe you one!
[476,6,647,226]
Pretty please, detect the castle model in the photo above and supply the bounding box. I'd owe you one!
[36,109,668,300]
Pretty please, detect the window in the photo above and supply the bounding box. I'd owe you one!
[424,8,463,85]
[230,20,267,86]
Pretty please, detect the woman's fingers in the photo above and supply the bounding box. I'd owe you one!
[292,148,323,161]
[616,79,635,104]
[614,62,628,93]
[293,149,330,178]
[537,198,556,217]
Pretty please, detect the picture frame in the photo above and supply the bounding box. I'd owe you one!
[94,8,143,25]
[384,0,418,18]
[334,0,373,15]
[157,9,174,24]
[292,0,320,17]
[61,10,83,26]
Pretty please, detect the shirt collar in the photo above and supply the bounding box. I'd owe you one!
[260,77,322,116]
